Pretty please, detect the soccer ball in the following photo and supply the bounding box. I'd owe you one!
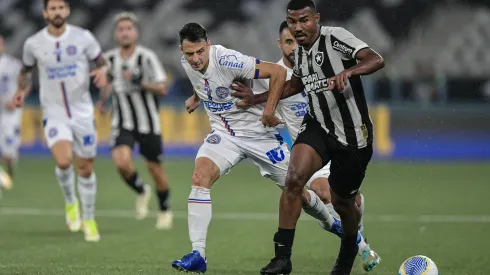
[399,255,438,275]
[0,168,13,190]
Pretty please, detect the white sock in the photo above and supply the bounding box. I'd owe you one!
[77,173,97,220]
[302,190,335,229]
[357,233,370,255]
[188,186,211,259]
[55,165,76,205]
[326,202,340,219]
[359,194,365,235]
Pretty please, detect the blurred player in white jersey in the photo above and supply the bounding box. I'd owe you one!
[171,23,371,274]
[232,21,381,272]
[0,35,23,185]
[12,0,109,242]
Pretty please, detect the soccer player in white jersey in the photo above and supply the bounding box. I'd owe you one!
[11,0,109,242]
[232,21,381,272]
[0,35,23,183]
[172,23,372,274]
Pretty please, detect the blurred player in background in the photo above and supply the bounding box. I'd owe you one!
[0,35,23,183]
[12,0,109,242]
[172,23,371,274]
[99,12,173,229]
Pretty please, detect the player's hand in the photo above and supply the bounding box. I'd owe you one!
[260,112,284,128]
[231,81,255,108]
[185,95,200,114]
[328,70,353,93]
[90,67,109,89]
[11,90,26,108]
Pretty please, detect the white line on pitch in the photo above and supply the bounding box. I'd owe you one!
[1,207,490,223]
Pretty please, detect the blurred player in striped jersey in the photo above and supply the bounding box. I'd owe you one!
[12,0,109,242]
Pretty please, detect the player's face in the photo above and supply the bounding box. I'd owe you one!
[278,28,296,65]
[180,39,211,72]
[43,0,70,28]
[115,20,138,48]
[286,7,320,47]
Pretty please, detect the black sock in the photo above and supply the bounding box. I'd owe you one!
[125,172,144,194]
[157,189,170,211]
[332,235,358,274]
[273,228,295,258]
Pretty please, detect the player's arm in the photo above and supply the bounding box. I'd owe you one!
[13,40,36,107]
[328,27,385,92]
[232,75,304,107]
[254,61,287,120]
[141,52,168,96]
[185,89,201,114]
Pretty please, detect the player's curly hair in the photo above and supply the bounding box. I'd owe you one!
[43,0,69,9]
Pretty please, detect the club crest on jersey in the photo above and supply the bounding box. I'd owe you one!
[206,134,221,144]
[66,45,77,56]
[48,128,58,138]
[215,86,230,99]
[314,52,324,66]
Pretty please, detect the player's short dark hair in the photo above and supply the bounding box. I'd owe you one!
[44,0,69,9]
[286,0,316,12]
[279,21,289,36]
[179,23,207,45]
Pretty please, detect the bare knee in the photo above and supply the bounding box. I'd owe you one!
[113,156,133,179]
[309,178,331,204]
[284,168,309,198]
[192,171,213,189]
[331,195,356,217]
[76,159,94,178]
[56,159,72,170]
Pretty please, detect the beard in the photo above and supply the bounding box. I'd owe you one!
[49,16,66,28]
[284,53,295,66]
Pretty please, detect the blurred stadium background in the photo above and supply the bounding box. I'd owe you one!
[0,0,489,274]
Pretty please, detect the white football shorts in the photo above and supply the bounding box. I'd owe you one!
[196,130,290,186]
[43,117,97,159]
[0,109,22,159]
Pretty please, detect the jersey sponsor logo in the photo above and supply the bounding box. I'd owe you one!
[332,36,355,56]
[266,146,286,164]
[46,64,78,80]
[202,100,234,113]
[215,86,230,99]
[48,128,58,138]
[302,72,329,93]
[298,123,307,135]
[218,54,244,69]
[206,134,221,144]
[66,45,77,56]
[83,135,95,146]
[290,102,308,118]
[314,52,324,66]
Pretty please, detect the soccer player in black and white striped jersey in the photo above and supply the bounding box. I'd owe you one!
[257,0,386,274]
[98,12,173,230]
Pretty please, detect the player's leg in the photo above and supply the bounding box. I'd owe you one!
[328,142,374,274]
[72,119,99,242]
[44,120,80,232]
[139,133,172,229]
[172,132,243,273]
[0,109,22,181]
[260,117,327,275]
[111,129,151,220]
[307,168,380,272]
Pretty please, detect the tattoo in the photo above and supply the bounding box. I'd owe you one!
[18,66,33,90]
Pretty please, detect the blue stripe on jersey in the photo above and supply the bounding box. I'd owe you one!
[254,59,261,79]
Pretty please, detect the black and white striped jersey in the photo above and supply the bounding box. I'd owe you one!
[104,45,167,134]
[293,26,373,148]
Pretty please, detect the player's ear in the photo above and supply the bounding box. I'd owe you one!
[277,39,281,49]
[179,44,183,52]
[42,9,48,20]
[315,13,320,24]
[206,40,211,47]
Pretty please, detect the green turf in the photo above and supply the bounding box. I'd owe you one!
[0,158,489,275]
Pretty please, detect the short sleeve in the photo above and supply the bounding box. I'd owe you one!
[218,48,260,80]
[83,30,102,61]
[330,27,369,60]
[22,39,36,67]
[146,51,167,83]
